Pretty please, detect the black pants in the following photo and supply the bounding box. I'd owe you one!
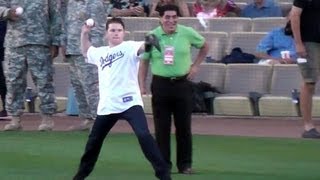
[0,47,6,110]
[151,75,193,171]
[74,105,170,180]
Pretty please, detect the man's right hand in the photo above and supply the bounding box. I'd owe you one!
[140,85,147,95]
[7,8,19,21]
[80,22,93,58]
[296,43,307,58]
[81,23,93,35]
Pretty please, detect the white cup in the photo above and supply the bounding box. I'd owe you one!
[281,51,290,59]
[297,58,307,64]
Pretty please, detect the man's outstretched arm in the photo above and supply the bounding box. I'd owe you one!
[80,24,92,58]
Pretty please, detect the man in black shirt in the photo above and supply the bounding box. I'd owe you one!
[291,0,320,138]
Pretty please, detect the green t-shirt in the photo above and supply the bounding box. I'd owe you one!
[143,24,205,77]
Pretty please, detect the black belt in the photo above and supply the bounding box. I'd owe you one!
[153,74,188,82]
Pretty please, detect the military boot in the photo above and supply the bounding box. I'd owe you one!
[38,114,54,131]
[68,119,94,131]
[4,116,22,131]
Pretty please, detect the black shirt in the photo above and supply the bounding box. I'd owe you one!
[293,0,320,42]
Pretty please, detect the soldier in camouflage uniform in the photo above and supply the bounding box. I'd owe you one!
[0,0,62,131]
[60,0,106,131]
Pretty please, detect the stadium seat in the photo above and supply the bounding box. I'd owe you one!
[179,17,207,32]
[53,63,71,97]
[193,63,227,93]
[279,2,293,17]
[266,64,302,95]
[191,31,228,62]
[312,96,320,117]
[131,31,148,41]
[214,64,272,116]
[251,17,287,32]
[311,82,320,117]
[121,17,159,32]
[259,64,302,117]
[278,0,293,2]
[25,96,67,113]
[208,17,252,33]
[223,64,271,94]
[142,94,153,114]
[226,32,267,55]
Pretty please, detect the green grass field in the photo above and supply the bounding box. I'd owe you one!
[0,132,320,180]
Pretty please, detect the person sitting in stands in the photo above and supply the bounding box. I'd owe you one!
[241,0,282,18]
[255,21,297,65]
[193,0,240,18]
[108,0,149,17]
[149,0,190,17]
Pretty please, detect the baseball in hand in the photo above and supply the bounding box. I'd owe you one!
[85,18,95,27]
[15,7,23,15]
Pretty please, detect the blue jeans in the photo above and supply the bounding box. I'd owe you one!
[74,105,170,180]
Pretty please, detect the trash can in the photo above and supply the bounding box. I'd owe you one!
[66,86,79,116]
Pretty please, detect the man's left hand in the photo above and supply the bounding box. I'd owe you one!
[187,64,199,80]
[132,6,144,16]
[50,46,59,59]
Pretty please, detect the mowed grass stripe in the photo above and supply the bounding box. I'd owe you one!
[0,132,320,180]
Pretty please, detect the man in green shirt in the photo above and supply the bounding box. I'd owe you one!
[139,4,209,174]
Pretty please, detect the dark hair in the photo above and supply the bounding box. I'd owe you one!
[284,21,293,36]
[106,17,125,30]
[158,4,180,17]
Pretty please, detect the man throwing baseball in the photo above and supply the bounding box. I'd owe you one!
[72,17,171,180]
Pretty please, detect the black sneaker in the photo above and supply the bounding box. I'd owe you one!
[0,110,7,117]
[160,174,172,180]
[73,174,85,180]
[178,167,194,175]
[302,128,320,139]
[0,110,10,120]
